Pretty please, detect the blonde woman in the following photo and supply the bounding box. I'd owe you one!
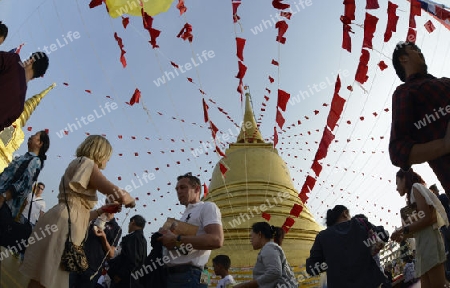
[20,135,135,288]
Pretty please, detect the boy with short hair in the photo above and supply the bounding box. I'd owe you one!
[212,255,235,288]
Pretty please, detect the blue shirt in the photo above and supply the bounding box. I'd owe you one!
[0,152,42,218]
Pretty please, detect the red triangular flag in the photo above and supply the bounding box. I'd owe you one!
[202,99,209,123]
[129,88,141,106]
[236,37,246,62]
[282,217,295,228]
[277,89,290,112]
[176,0,187,15]
[276,109,285,129]
[273,126,278,148]
[219,162,228,176]
[262,212,271,221]
[366,0,379,9]
[122,16,130,29]
[203,183,208,198]
[424,20,436,33]
[311,159,322,176]
[378,61,388,71]
[272,0,290,10]
[235,61,247,79]
[290,204,303,217]
[275,20,288,44]
[384,1,399,42]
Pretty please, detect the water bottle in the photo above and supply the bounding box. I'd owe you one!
[200,268,211,285]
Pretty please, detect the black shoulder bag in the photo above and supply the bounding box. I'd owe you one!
[60,178,89,273]
[0,156,40,252]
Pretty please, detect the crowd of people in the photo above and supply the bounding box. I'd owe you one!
[1,17,450,288]
[0,129,298,287]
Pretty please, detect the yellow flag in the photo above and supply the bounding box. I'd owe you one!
[105,0,174,18]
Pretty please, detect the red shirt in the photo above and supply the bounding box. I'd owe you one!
[389,73,450,194]
[0,51,26,131]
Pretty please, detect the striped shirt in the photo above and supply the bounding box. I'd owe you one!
[389,73,450,195]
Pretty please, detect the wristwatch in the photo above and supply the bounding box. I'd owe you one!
[175,235,182,248]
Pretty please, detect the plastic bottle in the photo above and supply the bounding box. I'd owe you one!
[200,267,211,285]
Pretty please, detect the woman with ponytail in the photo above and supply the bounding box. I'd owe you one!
[273,226,286,246]
[306,205,388,287]
[0,130,49,219]
[391,168,449,288]
[234,222,297,288]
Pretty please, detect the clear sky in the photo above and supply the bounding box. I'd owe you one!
[1,0,450,250]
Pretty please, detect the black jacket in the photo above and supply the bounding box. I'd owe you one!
[306,218,387,288]
[108,229,147,288]
[140,232,167,288]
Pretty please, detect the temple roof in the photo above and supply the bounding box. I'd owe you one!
[206,91,322,269]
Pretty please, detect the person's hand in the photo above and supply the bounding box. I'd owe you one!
[120,191,135,208]
[124,197,135,208]
[93,226,106,238]
[390,228,404,243]
[157,229,177,250]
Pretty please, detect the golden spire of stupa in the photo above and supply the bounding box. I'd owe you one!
[0,83,56,172]
[17,83,56,127]
[205,90,322,286]
[236,92,265,144]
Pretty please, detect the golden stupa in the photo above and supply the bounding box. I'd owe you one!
[204,92,323,287]
[0,83,56,173]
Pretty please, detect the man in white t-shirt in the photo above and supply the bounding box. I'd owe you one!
[20,182,46,226]
[158,172,224,288]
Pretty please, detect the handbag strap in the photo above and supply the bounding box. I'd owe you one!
[62,178,74,242]
[62,176,88,245]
